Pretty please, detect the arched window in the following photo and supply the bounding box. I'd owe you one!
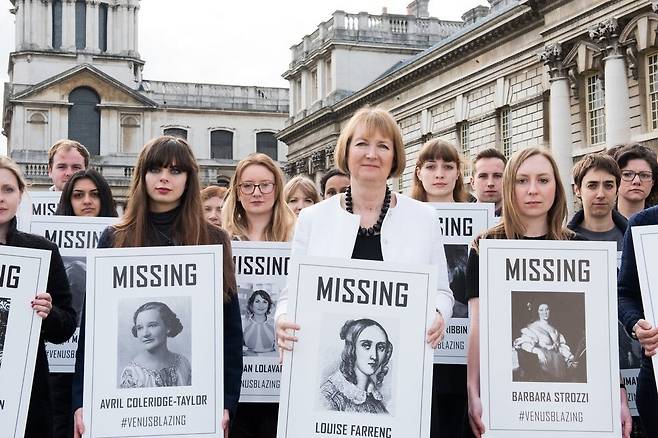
[163,128,188,139]
[210,130,233,160]
[27,111,48,150]
[121,114,141,153]
[256,132,278,161]
[68,87,100,155]
[75,0,87,50]
[52,0,62,49]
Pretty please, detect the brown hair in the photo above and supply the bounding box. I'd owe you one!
[614,143,658,205]
[411,139,468,202]
[222,153,296,242]
[475,147,573,250]
[113,136,235,299]
[473,148,507,171]
[334,106,406,178]
[283,176,321,205]
[0,156,27,193]
[572,153,621,189]
[201,185,228,202]
[48,139,90,169]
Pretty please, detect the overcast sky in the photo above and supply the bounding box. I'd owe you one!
[0,0,489,154]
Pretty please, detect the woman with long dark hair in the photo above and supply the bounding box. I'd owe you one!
[72,136,242,438]
[55,169,118,217]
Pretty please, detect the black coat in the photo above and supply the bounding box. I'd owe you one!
[72,211,243,419]
[3,217,77,438]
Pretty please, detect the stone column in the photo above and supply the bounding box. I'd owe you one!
[62,0,76,51]
[24,0,32,48]
[120,3,128,54]
[126,5,134,54]
[133,4,139,54]
[106,4,114,53]
[15,0,24,50]
[300,69,310,111]
[288,79,296,117]
[541,43,574,214]
[589,18,630,148]
[317,59,326,101]
[45,0,53,49]
[86,0,98,51]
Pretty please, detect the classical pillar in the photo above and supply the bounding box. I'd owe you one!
[14,0,25,50]
[288,79,297,117]
[133,4,139,54]
[106,4,114,53]
[86,0,98,51]
[45,0,53,49]
[126,5,134,53]
[62,0,76,50]
[119,3,128,53]
[300,69,310,111]
[24,0,32,48]
[541,43,574,214]
[589,18,630,148]
[317,60,326,101]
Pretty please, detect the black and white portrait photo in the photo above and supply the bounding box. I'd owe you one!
[318,317,397,415]
[62,256,86,326]
[511,292,587,383]
[116,297,192,389]
[0,297,9,368]
[238,283,278,357]
[444,244,468,318]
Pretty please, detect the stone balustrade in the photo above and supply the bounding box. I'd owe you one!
[289,10,462,68]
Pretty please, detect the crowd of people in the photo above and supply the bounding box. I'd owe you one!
[1,104,658,438]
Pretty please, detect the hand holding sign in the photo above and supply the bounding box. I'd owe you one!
[634,319,658,356]
[31,292,52,319]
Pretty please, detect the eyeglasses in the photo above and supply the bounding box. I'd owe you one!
[621,170,653,182]
[239,182,275,195]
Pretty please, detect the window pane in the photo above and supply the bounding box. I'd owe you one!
[68,87,100,155]
[586,75,605,145]
[98,3,108,52]
[211,130,233,160]
[256,132,278,161]
[52,0,62,49]
[164,128,188,140]
[75,0,87,50]
[649,53,658,130]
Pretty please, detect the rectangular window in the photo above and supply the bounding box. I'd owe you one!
[586,74,605,145]
[52,0,62,49]
[98,3,108,52]
[75,0,87,50]
[500,107,512,158]
[648,53,658,130]
[459,121,470,156]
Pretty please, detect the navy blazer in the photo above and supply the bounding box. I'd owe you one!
[618,205,658,366]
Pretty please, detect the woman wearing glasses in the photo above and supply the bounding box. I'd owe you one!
[222,152,296,438]
[222,153,296,242]
[611,144,658,219]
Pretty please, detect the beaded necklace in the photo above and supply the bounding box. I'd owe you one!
[345,186,391,237]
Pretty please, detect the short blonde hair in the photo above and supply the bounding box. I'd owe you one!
[48,139,90,169]
[283,176,320,204]
[201,185,228,202]
[334,106,406,179]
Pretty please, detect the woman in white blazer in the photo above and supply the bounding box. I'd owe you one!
[276,106,454,353]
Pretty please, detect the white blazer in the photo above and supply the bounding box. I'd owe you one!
[275,192,454,321]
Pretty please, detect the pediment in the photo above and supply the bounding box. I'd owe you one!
[620,12,658,52]
[11,64,157,108]
[563,40,602,74]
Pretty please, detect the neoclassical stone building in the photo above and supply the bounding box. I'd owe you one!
[2,0,289,195]
[280,0,656,210]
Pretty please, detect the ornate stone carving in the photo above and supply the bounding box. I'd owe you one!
[539,43,567,80]
[311,149,326,172]
[325,145,336,167]
[283,162,296,177]
[652,0,658,13]
[568,67,579,98]
[626,44,639,80]
[589,18,622,58]
[295,158,308,175]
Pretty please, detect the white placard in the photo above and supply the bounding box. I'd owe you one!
[278,257,435,438]
[429,202,495,364]
[29,216,117,372]
[232,241,290,403]
[17,191,62,231]
[83,245,224,438]
[631,225,658,395]
[0,246,49,438]
[479,239,619,437]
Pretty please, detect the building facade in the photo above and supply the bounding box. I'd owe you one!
[280,0,657,212]
[2,0,289,195]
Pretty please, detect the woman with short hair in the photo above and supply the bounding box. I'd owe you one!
[283,175,320,216]
[201,185,228,227]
